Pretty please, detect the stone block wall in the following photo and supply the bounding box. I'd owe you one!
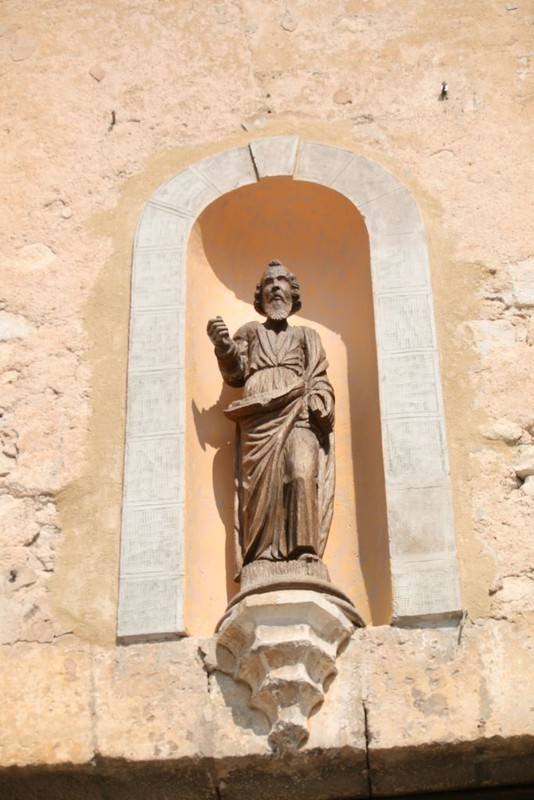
[0,1,532,797]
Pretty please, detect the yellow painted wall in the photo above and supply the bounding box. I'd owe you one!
[185,177,392,634]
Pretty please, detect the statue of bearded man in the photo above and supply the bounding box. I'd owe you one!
[207,260,335,579]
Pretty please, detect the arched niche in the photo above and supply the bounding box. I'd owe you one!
[117,137,461,640]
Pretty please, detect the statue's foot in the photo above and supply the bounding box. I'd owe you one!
[297,551,320,562]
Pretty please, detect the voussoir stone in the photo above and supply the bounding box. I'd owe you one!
[248,136,299,178]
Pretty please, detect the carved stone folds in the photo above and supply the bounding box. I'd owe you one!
[216,590,356,752]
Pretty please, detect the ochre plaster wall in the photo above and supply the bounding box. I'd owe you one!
[0,0,532,791]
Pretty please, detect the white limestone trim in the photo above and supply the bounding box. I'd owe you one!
[117,137,461,638]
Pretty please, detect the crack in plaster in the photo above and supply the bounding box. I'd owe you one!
[0,631,75,647]
[198,643,215,696]
[362,698,373,798]
[457,608,469,645]
[247,143,260,182]
[88,646,99,765]
[0,484,54,500]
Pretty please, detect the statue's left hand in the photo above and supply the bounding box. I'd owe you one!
[308,395,334,433]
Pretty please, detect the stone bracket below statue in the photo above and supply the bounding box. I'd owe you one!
[215,589,361,753]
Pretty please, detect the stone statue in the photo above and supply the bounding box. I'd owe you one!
[207,260,335,578]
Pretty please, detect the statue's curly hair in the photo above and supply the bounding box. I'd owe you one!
[254,260,302,316]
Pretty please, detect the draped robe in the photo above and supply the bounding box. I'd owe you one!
[216,321,335,578]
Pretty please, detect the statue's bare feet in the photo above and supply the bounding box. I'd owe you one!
[297,552,320,562]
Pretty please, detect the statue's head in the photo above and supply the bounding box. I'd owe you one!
[254,260,302,320]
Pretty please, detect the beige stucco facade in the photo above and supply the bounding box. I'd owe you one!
[1,1,533,797]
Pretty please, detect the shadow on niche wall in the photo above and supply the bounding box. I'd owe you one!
[191,381,240,594]
[194,176,392,625]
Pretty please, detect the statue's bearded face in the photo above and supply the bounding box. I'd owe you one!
[261,266,293,321]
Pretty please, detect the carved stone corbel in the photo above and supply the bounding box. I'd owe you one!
[215,589,361,752]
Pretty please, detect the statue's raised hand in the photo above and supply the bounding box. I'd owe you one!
[207,316,233,352]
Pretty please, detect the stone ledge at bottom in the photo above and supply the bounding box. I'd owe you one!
[369,736,534,798]
[0,618,533,798]
[0,751,369,800]
[0,740,532,800]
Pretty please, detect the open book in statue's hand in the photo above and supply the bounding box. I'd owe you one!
[224,380,305,420]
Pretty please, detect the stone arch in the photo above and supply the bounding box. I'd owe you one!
[117,137,461,639]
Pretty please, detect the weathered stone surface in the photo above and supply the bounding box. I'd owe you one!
[0,2,532,796]
[0,621,531,796]
[195,147,257,194]
[280,12,298,32]
[491,575,534,617]
[509,258,534,306]
[6,243,56,272]
[0,765,218,800]
[0,643,93,766]
[0,451,14,476]
[216,590,356,752]
[93,639,207,762]
[482,418,524,444]
[0,311,30,341]
[0,495,32,546]
[136,207,192,250]
[333,89,352,104]
[467,319,516,353]
[248,136,299,177]
[151,167,219,216]
[361,619,534,794]
[513,445,534,479]
[295,142,354,186]
[0,756,368,800]
[216,750,368,800]
[365,188,424,238]
[89,66,105,82]
[10,32,37,61]
[119,186,190,637]
[331,153,402,207]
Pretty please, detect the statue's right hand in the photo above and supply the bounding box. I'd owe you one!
[207,316,232,350]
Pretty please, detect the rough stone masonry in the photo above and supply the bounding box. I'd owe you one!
[0,1,532,797]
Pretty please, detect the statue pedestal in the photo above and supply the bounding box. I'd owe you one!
[218,560,364,630]
[215,581,364,752]
[241,558,331,588]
